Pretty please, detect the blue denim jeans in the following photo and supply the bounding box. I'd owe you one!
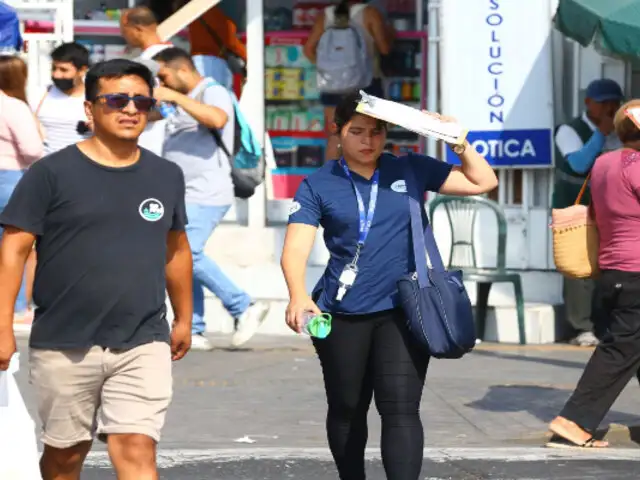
[192,55,234,90]
[0,170,28,314]
[186,203,251,335]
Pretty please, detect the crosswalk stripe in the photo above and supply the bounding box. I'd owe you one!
[83,447,640,468]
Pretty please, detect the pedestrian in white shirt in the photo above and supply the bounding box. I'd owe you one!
[35,42,92,155]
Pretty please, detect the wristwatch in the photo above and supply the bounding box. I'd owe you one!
[450,141,468,155]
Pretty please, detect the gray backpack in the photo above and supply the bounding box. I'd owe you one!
[316,8,373,94]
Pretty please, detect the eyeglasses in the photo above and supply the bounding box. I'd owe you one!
[95,94,156,112]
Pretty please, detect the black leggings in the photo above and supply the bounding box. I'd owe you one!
[312,308,429,480]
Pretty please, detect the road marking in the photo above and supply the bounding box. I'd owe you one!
[83,447,640,468]
[474,343,592,352]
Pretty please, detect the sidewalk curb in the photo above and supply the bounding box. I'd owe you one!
[513,424,640,447]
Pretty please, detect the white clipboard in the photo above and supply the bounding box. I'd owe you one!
[356,91,468,146]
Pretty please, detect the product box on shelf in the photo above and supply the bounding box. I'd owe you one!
[267,105,324,133]
[266,67,320,101]
[272,137,325,169]
[265,44,312,68]
[292,2,330,30]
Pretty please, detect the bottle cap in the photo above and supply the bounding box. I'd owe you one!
[307,313,332,339]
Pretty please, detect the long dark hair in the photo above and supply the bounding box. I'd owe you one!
[334,91,387,132]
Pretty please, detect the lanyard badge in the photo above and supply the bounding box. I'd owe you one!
[336,159,379,302]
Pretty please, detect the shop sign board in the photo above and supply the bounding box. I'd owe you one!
[440,0,555,167]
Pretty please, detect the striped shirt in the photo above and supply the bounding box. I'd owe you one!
[36,86,90,155]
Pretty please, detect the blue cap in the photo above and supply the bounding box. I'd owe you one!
[586,79,623,103]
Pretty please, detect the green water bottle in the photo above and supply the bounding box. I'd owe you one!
[302,312,332,339]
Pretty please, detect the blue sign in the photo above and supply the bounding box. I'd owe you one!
[446,129,553,168]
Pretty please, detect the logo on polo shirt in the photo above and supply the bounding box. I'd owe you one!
[139,198,165,222]
[289,201,301,216]
[391,180,407,193]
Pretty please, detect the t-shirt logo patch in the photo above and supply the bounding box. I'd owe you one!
[139,198,165,222]
[391,180,407,193]
[289,201,301,216]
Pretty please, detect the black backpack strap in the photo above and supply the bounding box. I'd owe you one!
[208,127,232,160]
[196,83,232,164]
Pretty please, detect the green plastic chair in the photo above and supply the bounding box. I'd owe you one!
[428,195,526,345]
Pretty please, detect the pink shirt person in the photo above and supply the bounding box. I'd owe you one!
[591,148,640,272]
[0,91,43,170]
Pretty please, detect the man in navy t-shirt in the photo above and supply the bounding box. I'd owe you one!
[0,59,193,478]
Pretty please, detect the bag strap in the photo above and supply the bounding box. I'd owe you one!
[35,85,52,117]
[196,81,233,161]
[198,18,229,57]
[403,161,447,289]
[574,171,591,206]
[209,126,232,159]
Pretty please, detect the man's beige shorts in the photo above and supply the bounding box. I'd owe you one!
[29,341,172,449]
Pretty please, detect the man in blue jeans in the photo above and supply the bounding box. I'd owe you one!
[154,47,269,350]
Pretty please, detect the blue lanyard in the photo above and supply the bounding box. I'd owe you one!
[340,159,379,256]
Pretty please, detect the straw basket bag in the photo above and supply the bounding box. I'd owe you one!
[550,174,599,279]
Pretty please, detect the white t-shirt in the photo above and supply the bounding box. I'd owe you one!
[137,43,173,156]
[35,86,89,155]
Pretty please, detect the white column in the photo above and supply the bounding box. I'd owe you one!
[426,0,439,159]
[245,0,267,228]
[63,0,74,42]
[571,42,581,117]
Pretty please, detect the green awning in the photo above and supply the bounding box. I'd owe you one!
[554,0,640,58]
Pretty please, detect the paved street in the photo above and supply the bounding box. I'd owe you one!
[13,334,640,479]
[80,451,640,479]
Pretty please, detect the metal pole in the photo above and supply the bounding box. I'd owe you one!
[571,41,581,118]
[426,0,439,159]
[416,0,424,29]
[245,0,267,228]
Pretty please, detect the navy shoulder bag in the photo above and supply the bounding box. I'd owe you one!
[396,161,476,359]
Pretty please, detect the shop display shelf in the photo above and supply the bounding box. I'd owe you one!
[24,19,187,38]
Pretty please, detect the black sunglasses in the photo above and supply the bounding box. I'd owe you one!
[95,94,156,112]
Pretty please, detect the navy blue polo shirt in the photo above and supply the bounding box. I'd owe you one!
[288,153,453,315]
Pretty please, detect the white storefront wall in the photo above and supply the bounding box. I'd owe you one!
[438,0,556,273]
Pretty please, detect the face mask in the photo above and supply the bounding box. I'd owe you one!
[52,77,75,92]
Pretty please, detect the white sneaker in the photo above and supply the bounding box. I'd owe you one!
[571,331,599,347]
[230,301,270,348]
[191,333,214,351]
